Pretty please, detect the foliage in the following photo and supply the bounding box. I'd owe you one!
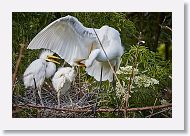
[12,12,172,118]
[116,45,171,114]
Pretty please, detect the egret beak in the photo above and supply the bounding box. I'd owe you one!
[46,55,60,64]
[74,59,86,67]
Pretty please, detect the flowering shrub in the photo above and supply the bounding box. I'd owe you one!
[113,45,172,114]
[117,66,138,75]
[116,65,159,97]
[134,75,159,88]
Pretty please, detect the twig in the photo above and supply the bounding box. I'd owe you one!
[125,46,139,117]
[159,25,172,32]
[150,98,158,115]
[13,103,172,113]
[12,44,25,90]
[146,107,171,118]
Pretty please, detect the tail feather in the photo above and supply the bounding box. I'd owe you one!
[86,60,113,82]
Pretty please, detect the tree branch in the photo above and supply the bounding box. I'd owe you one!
[12,44,25,91]
[12,103,172,113]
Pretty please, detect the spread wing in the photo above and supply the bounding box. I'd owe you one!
[28,15,97,65]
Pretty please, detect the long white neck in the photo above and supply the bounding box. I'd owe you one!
[85,49,101,67]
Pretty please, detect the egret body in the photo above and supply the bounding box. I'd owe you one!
[23,50,60,106]
[52,67,77,107]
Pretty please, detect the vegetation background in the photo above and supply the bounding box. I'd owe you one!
[12,12,172,118]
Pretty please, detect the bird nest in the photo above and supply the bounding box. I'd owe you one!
[12,81,172,118]
[12,81,102,118]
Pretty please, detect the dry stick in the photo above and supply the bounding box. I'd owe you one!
[161,112,170,118]
[12,44,25,91]
[159,25,172,32]
[125,47,138,117]
[12,44,25,115]
[146,107,171,118]
[150,98,158,116]
[12,103,172,113]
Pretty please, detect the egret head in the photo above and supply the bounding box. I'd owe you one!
[39,50,60,64]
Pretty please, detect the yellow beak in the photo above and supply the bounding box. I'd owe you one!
[46,55,60,64]
[74,59,86,67]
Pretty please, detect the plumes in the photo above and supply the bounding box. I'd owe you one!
[39,50,54,59]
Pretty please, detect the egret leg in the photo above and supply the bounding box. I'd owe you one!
[112,66,116,90]
[57,91,61,108]
[93,65,103,117]
[33,77,39,105]
[67,93,73,106]
[78,66,83,99]
[38,87,44,106]
[99,66,103,92]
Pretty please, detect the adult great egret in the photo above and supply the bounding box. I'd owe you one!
[23,50,60,106]
[28,15,124,82]
[52,67,77,108]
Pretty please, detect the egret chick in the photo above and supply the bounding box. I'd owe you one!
[23,50,60,106]
[52,67,77,108]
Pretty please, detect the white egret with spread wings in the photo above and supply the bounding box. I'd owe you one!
[27,15,124,82]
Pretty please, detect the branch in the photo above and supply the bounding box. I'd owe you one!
[160,25,172,32]
[146,107,171,118]
[125,46,139,117]
[12,44,25,90]
[12,103,172,113]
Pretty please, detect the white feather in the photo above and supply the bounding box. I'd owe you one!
[23,50,57,106]
[52,67,77,106]
[52,67,76,94]
[23,59,47,89]
[39,50,54,59]
[45,62,56,78]
[28,15,124,82]
[28,15,97,65]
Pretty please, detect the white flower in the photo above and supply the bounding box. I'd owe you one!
[116,70,122,74]
[116,81,126,97]
[117,65,159,93]
[134,75,159,88]
[161,99,168,105]
[117,65,138,75]
[151,78,159,85]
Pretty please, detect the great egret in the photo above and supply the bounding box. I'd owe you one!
[52,67,77,108]
[23,50,60,106]
[27,15,124,82]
